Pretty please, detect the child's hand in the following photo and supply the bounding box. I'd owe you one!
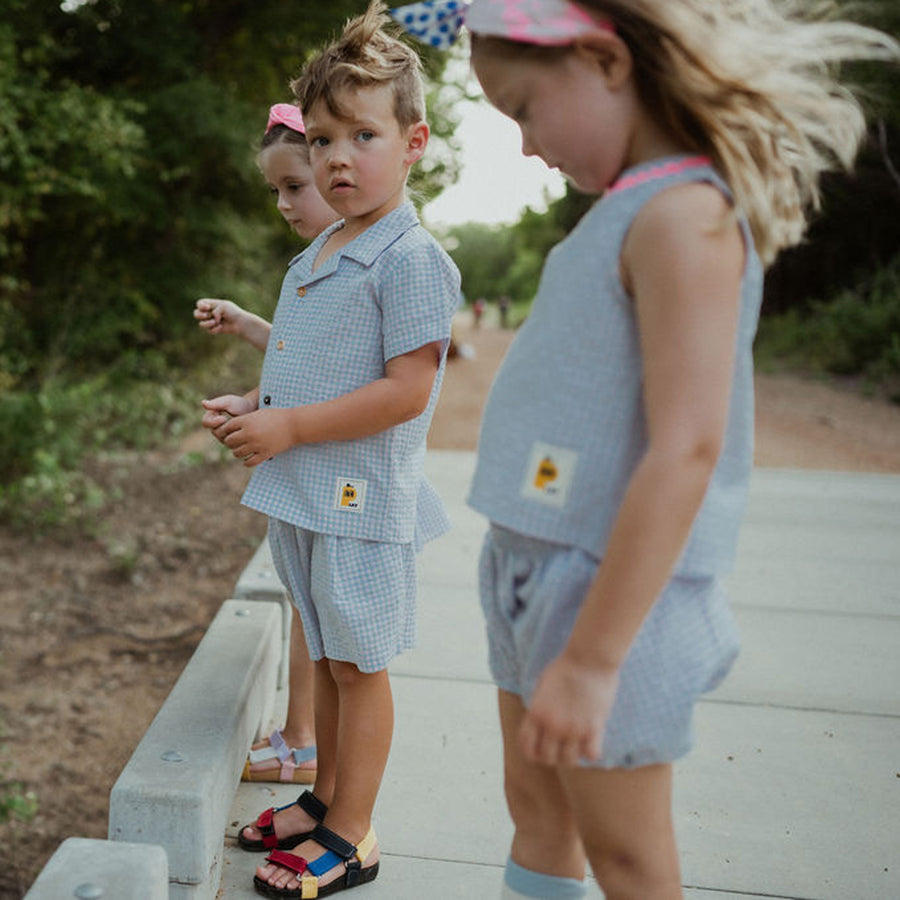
[519,653,619,767]
[202,395,256,446]
[194,298,245,336]
[218,409,296,467]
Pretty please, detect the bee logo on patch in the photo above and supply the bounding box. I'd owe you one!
[521,442,577,509]
[534,457,558,490]
[334,477,367,512]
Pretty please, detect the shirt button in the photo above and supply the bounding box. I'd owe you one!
[276,340,285,351]
[296,286,306,297]
[263,395,272,406]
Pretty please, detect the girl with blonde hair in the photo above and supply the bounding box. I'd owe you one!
[392,1,897,896]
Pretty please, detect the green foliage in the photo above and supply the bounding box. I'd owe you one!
[0,0,462,528]
[755,253,900,398]
[0,371,198,533]
[0,777,37,826]
[444,183,591,305]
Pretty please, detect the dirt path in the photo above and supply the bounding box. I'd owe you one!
[1,317,898,897]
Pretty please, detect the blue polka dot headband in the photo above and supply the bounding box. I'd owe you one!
[388,0,614,50]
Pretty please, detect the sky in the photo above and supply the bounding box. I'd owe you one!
[423,66,567,229]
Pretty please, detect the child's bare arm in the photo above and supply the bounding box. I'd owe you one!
[520,184,745,766]
[217,342,443,467]
[195,298,272,352]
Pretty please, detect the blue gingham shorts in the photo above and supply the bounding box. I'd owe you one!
[268,518,417,673]
[479,525,740,768]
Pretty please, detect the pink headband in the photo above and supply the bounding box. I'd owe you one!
[389,0,613,50]
[265,103,305,135]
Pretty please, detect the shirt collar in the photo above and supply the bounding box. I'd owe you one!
[292,201,419,271]
[339,201,420,266]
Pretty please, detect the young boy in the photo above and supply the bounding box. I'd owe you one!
[202,3,460,895]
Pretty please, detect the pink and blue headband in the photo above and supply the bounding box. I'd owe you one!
[266,103,306,135]
[389,0,613,50]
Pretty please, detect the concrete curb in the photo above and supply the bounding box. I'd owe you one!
[108,600,282,899]
[24,837,168,900]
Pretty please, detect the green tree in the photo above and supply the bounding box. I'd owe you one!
[0,0,459,387]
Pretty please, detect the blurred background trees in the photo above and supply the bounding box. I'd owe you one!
[0,0,458,522]
[1,0,898,528]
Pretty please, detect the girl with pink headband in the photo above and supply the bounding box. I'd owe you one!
[393,1,897,898]
[196,102,339,801]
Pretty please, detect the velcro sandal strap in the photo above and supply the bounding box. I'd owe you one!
[296,790,328,822]
[248,745,279,764]
[355,828,377,864]
[292,744,318,765]
[300,874,319,898]
[279,760,296,782]
[307,851,343,877]
[310,824,356,861]
[255,808,278,849]
[249,729,291,764]
[264,850,308,877]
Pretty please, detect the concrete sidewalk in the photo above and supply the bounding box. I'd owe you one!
[221,451,900,899]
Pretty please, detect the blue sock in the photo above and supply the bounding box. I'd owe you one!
[502,857,587,898]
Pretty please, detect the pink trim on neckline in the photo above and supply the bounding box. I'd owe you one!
[606,156,712,196]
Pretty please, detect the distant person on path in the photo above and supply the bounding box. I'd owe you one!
[473,296,486,327]
[497,294,510,328]
[196,102,339,792]
[395,0,897,897]
[203,3,460,895]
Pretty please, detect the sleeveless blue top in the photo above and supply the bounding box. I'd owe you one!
[467,157,764,576]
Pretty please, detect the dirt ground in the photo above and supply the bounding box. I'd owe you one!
[2,318,899,897]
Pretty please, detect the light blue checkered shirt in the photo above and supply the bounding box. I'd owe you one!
[243,202,460,544]
[468,158,764,576]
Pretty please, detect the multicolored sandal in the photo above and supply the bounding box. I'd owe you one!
[242,730,318,784]
[254,823,379,898]
[238,790,328,853]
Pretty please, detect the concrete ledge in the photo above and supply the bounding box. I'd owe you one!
[24,837,168,900]
[233,537,292,693]
[108,599,282,900]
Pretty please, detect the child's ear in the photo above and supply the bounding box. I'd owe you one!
[574,29,632,89]
[404,121,430,166]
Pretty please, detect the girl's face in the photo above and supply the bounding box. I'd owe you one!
[258,142,339,240]
[473,43,639,194]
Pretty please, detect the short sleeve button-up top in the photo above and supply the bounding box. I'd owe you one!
[242,202,460,544]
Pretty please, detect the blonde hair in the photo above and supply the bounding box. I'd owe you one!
[292,1,426,129]
[474,0,898,266]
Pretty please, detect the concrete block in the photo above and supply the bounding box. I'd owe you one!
[233,537,292,692]
[108,599,281,900]
[24,837,168,900]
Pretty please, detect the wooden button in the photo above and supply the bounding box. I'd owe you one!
[296,286,306,297]
[276,340,285,351]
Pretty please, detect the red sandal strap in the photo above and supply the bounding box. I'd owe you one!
[264,849,309,877]
[255,807,279,849]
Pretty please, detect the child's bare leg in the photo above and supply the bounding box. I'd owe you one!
[257,661,390,891]
[239,656,333,846]
[560,763,682,900]
[250,607,315,752]
[499,690,587,896]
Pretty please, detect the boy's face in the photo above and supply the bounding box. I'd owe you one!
[304,83,427,229]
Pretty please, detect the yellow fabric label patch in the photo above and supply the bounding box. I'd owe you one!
[520,441,578,508]
[333,478,367,513]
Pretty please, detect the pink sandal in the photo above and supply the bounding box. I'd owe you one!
[241,729,317,784]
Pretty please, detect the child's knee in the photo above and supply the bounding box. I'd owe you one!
[326,657,383,688]
[585,838,680,898]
